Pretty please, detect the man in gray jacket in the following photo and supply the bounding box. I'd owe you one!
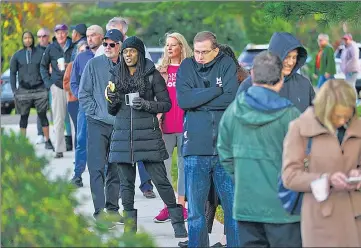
[341,33,361,98]
[78,29,123,224]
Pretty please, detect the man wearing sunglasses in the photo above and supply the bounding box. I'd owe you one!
[78,29,123,226]
[70,25,104,188]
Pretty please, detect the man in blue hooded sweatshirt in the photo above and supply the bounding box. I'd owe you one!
[237,32,315,113]
[218,51,302,247]
[176,31,240,247]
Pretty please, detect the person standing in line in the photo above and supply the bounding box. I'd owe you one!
[105,36,187,237]
[237,32,315,113]
[35,27,51,145]
[40,24,74,158]
[218,51,302,247]
[10,31,54,151]
[96,16,156,199]
[283,79,361,247]
[78,29,123,225]
[340,33,361,99]
[70,25,104,188]
[176,31,240,247]
[153,32,193,223]
[62,40,88,174]
[314,33,336,88]
[70,24,87,61]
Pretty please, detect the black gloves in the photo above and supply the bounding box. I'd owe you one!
[132,97,151,111]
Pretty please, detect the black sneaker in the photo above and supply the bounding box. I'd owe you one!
[178,240,188,248]
[45,139,54,151]
[54,152,63,158]
[71,176,83,188]
[143,190,156,199]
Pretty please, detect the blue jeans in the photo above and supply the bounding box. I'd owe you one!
[138,161,153,192]
[74,107,87,177]
[317,75,334,88]
[185,155,240,247]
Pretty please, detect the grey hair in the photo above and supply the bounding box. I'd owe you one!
[106,17,129,33]
[318,33,329,41]
[77,40,88,50]
[252,51,283,86]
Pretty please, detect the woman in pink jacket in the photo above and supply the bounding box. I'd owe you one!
[154,32,193,223]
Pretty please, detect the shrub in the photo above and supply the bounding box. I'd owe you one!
[1,131,155,247]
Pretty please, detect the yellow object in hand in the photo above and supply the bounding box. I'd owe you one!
[105,81,115,103]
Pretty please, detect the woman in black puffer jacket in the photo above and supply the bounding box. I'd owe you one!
[105,36,187,238]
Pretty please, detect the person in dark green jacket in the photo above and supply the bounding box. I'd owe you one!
[217,51,302,247]
[314,33,336,88]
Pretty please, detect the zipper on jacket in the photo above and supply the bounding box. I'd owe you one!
[153,117,156,130]
[130,107,135,166]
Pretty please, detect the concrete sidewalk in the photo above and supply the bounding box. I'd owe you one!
[2,123,224,247]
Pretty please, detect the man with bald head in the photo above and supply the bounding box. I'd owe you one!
[70,25,104,187]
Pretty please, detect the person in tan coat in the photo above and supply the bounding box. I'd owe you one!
[282,79,361,247]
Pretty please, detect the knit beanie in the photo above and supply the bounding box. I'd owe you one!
[121,36,145,56]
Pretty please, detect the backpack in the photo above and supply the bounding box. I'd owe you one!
[277,138,312,215]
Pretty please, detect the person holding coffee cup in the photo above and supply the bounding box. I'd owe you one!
[282,79,361,247]
[105,36,187,238]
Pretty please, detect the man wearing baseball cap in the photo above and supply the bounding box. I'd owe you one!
[78,29,123,227]
[70,24,87,61]
[40,24,75,159]
[341,33,361,98]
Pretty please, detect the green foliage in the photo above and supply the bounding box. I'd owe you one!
[1,131,155,247]
[263,2,361,26]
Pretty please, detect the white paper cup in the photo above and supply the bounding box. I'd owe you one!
[57,57,65,71]
[125,92,139,106]
[311,176,330,202]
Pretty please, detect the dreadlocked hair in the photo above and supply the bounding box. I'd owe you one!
[115,53,147,96]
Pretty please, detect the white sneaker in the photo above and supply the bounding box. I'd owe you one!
[36,135,45,144]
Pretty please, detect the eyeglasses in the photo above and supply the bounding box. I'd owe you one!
[37,35,48,38]
[194,49,214,56]
[102,42,119,48]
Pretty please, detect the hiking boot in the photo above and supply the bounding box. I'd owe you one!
[65,135,73,151]
[45,139,54,151]
[123,209,137,233]
[154,207,170,223]
[94,212,116,230]
[54,152,63,158]
[107,211,124,225]
[70,176,83,188]
[143,190,156,199]
[168,204,188,238]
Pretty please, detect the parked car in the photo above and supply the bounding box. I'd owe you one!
[147,47,164,67]
[237,44,268,71]
[237,43,312,80]
[334,43,361,96]
[1,69,15,114]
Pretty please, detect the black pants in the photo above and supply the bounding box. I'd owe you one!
[237,221,302,247]
[87,117,120,216]
[117,161,177,211]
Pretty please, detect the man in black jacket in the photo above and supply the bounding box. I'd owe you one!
[176,31,240,248]
[105,36,187,238]
[40,24,74,158]
[10,31,54,150]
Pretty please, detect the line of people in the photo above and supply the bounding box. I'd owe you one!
[10,16,361,247]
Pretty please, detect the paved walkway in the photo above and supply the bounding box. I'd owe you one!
[3,123,224,247]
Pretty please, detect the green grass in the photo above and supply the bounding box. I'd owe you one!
[170,150,224,224]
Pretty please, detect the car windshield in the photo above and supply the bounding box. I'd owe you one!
[238,49,267,64]
[335,48,361,59]
[149,52,163,65]
[1,82,11,93]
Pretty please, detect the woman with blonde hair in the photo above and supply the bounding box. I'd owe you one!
[153,32,193,223]
[282,79,361,247]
